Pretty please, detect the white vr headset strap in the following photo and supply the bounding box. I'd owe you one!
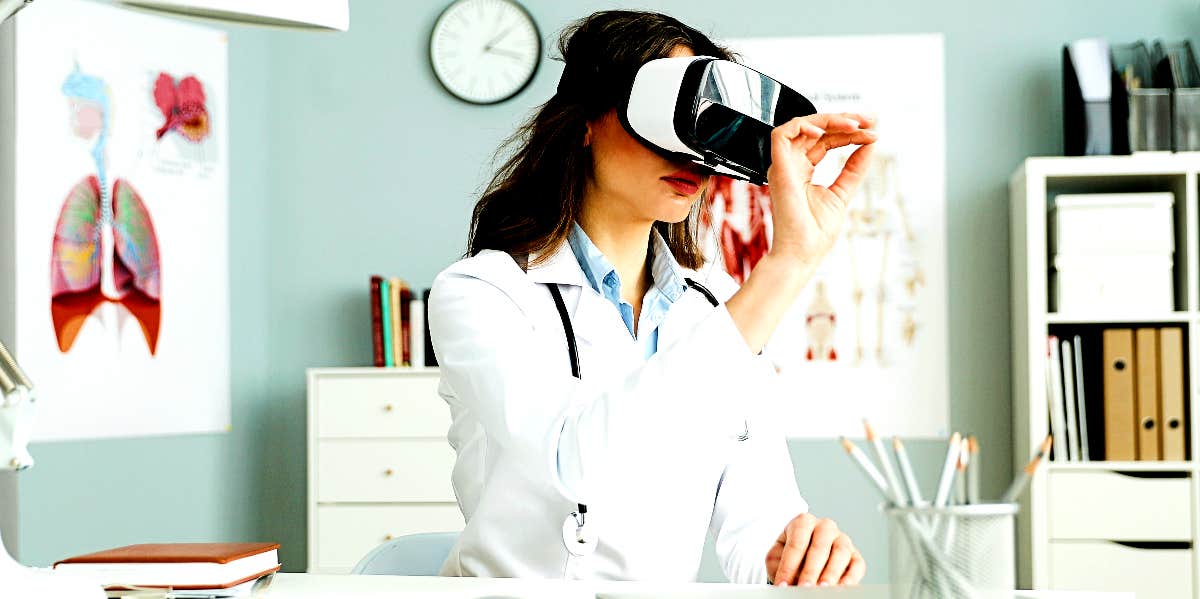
[625,56,706,160]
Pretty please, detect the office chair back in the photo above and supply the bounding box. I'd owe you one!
[351,531,459,576]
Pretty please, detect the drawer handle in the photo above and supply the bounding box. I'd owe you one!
[384,468,395,477]
[1111,540,1191,550]
[1112,470,1190,479]
[383,404,395,413]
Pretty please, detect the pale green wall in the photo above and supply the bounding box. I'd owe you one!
[14,0,1200,586]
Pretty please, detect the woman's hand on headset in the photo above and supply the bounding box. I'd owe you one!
[723,113,876,354]
[766,112,877,268]
[766,513,865,587]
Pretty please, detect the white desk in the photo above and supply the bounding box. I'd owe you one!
[262,574,1132,598]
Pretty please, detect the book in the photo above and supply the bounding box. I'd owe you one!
[1073,334,1090,461]
[410,294,425,368]
[1060,338,1081,461]
[370,276,385,367]
[380,278,394,367]
[423,288,437,367]
[1047,336,1068,462]
[400,282,413,366]
[54,542,280,590]
[389,277,404,367]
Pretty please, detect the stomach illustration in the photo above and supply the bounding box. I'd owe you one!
[50,175,162,355]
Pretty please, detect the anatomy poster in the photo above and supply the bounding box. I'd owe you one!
[5,0,229,440]
[706,34,947,437]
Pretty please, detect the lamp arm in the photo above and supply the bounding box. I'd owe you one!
[0,341,31,392]
[0,0,34,25]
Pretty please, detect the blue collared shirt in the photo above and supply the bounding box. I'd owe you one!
[567,223,688,358]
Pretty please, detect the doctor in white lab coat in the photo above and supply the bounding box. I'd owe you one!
[428,10,877,587]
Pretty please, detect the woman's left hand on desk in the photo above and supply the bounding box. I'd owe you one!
[766,513,864,587]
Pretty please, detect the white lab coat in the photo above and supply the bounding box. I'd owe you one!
[427,241,807,584]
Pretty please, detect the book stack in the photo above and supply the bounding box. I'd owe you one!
[1046,328,1188,462]
[53,542,279,597]
[370,276,435,368]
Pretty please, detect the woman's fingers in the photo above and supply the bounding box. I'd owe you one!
[798,112,873,133]
[805,129,879,165]
[817,536,855,586]
[827,142,877,202]
[771,515,816,586]
[796,519,840,586]
[839,550,867,585]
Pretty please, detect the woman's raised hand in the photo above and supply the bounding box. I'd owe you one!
[766,113,878,268]
[724,113,876,354]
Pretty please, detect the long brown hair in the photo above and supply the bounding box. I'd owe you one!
[467,11,733,269]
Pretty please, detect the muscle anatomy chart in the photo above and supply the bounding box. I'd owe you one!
[705,35,947,437]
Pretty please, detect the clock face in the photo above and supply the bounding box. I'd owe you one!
[429,0,541,105]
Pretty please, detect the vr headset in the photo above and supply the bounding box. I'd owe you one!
[621,56,817,186]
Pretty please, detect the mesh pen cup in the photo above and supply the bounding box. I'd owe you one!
[885,503,1017,599]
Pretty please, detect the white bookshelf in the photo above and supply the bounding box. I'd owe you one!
[1011,155,1200,598]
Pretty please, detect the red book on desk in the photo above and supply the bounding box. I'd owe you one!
[53,542,281,590]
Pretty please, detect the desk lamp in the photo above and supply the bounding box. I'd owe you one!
[0,1,347,593]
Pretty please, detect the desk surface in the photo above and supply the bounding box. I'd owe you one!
[263,574,1132,598]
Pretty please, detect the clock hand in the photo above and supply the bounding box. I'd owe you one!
[485,47,525,60]
[483,24,516,52]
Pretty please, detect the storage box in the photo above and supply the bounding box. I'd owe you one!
[1049,192,1175,255]
[1051,254,1174,313]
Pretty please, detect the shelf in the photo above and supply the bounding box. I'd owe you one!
[1046,461,1195,472]
[1020,154,1200,178]
[1046,312,1194,324]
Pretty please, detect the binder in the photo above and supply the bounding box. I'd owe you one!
[1047,336,1069,462]
[1103,329,1137,460]
[1135,328,1161,460]
[1159,327,1187,461]
[1061,338,1081,461]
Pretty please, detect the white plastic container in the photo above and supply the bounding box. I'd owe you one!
[1049,192,1175,255]
[1052,254,1174,313]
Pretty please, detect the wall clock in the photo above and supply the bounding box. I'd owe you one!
[429,0,541,105]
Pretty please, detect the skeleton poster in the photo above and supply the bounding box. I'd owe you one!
[3,0,230,440]
[706,34,947,437]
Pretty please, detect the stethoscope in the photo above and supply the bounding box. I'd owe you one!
[544,277,737,558]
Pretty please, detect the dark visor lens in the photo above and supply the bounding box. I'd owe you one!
[692,61,816,177]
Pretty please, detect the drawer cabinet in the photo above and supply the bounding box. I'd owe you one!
[307,368,460,573]
[1050,540,1193,599]
[1048,471,1192,541]
[314,504,464,571]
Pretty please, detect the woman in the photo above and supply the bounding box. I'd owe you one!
[429,10,877,586]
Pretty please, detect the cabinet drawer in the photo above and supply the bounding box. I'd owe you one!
[1048,471,1191,540]
[314,373,447,438]
[314,503,464,572]
[317,439,456,502]
[1050,540,1192,599]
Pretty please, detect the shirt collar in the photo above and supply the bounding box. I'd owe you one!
[565,222,687,303]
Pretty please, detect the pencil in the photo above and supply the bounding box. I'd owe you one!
[892,437,924,506]
[954,437,969,505]
[966,436,980,504]
[1001,435,1053,503]
[932,432,962,508]
[865,420,908,506]
[840,437,891,501]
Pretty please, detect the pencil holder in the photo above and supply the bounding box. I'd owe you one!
[885,503,1017,599]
